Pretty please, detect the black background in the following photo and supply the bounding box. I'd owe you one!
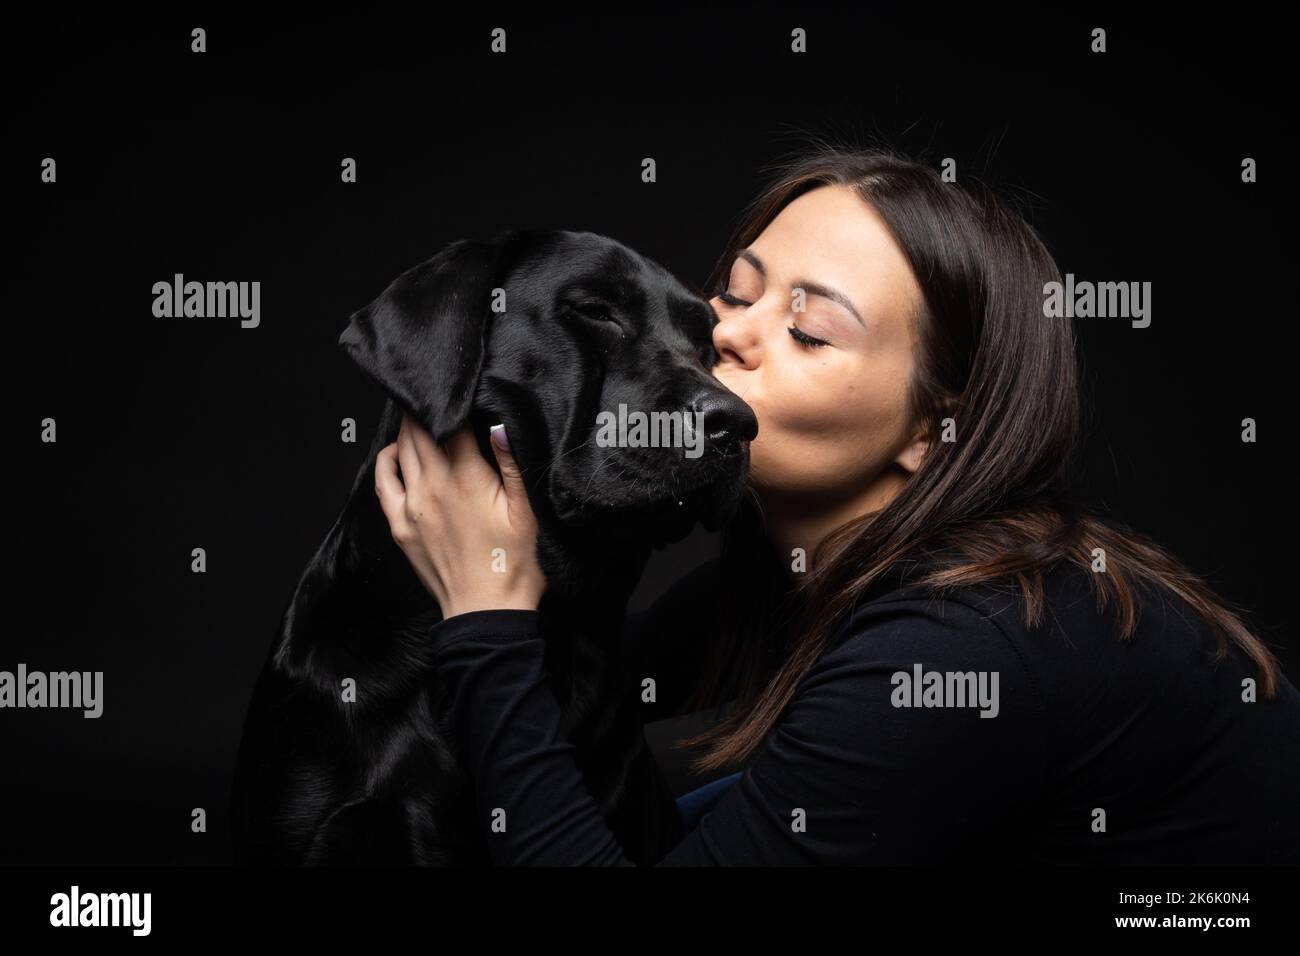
[6,3,1293,867]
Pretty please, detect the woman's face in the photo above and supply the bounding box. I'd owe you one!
[710,184,931,513]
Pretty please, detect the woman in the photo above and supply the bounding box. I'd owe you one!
[373,145,1300,865]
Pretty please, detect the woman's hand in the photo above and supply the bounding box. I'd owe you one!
[374,414,547,619]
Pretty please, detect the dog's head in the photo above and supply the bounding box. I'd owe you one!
[339,229,756,550]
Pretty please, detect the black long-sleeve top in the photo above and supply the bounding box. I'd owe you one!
[429,556,1300,865]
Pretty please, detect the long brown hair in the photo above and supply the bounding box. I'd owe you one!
[678,139,1283,773]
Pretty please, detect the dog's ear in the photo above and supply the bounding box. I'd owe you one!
[339,239,500,442]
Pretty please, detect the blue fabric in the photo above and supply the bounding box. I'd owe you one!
[675,771,743,832]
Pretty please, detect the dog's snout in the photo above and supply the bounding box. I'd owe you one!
[690,391,758,449]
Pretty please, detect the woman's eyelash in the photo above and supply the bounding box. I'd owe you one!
[717,290,747,307]
[788,324,829,349]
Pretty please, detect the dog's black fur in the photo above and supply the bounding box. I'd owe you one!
[229,229,757,864]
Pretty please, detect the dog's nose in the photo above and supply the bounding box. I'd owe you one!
[689,390,758,450]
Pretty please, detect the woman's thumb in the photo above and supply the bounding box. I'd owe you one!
[489,424,529,511]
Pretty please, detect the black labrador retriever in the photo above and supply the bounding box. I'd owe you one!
[229,229,757,865]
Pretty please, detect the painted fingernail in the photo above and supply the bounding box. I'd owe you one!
[490,423,510,452]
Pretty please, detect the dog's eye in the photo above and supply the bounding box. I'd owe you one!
[566,303,619,325]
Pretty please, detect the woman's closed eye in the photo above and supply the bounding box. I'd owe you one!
[787,323,830,349]
[717,290,831,349]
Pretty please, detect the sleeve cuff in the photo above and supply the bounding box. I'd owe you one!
[429,608,542,648]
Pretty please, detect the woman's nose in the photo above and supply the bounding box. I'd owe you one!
[711,305,758,369]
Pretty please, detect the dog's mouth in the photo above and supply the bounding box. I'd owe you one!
[550,442,749,545]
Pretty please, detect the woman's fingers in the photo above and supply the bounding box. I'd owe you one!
[444,422,496,488]
[399,413,450,488]
[374,443,407,537]
[389,415,505,523]
[394,416,421,490]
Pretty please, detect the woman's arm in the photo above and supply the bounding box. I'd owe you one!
[431,595,1046,865]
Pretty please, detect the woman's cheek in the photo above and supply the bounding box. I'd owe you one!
[748,411,842,491]
[803,391,895,488]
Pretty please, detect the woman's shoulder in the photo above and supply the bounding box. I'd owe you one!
[840,553,1153,651]
[832,554,1038,652]
[819,557,1117,710]
[820,561,1043,696]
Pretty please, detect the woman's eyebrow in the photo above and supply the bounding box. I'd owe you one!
[736,248,866,329]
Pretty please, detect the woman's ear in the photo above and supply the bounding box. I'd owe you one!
[895,432,930,475]
[894,395,958,475]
